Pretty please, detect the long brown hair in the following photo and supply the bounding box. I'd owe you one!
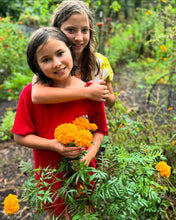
[52,0,99,82]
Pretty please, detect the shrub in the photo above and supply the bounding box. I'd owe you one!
[0,110,16,141]
[0,16,33,99]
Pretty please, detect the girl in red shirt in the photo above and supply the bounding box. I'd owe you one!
[12,27,108,219]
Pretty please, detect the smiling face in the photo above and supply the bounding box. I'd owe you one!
[60,13,90,60]
[36,38,73,87]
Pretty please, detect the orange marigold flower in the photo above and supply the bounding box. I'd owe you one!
[18,21,22,24]
[119,124,122,129]
[54,123,78,144]
[160,44,167,51]
[171,140,175,146]
[156,161,171,178]
[6,107,12,111]
[146,10,151,15]
[161,0,167,2]
[4,194,20,215]
[75,129,93,147]
[8,89,12,92]
[18,30,22,34]
[168,107,173,111]
[0,37,3,41]
[72,116,97,131]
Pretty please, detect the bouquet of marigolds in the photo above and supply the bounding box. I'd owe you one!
[54,116,98,148]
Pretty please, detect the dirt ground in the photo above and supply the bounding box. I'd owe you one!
[0,67,164,219]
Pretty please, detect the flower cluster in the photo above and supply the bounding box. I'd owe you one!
[72,116,97,131]
[54,116,98,148]
[4,194,20,215]
[156,161,171,178]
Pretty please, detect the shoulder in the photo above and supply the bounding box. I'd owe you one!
[19,83,32,100]
[96,52,110,63]
[94,53,114,81]
[71,76,86,87]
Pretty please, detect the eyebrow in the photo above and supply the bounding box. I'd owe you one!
[64,25,89,29]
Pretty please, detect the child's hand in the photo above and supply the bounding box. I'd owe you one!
[87,80,109,102]
[52,139,83,158]
[80,151,92,166]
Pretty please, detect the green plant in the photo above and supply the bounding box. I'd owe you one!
[19,143,174,220]
[0,110,16,141]
[0,16,33,99]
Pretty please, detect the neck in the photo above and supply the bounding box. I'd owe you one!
[75,54,82,67]
[51,75,73,88]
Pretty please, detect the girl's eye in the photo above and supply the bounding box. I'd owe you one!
[57,51,64,56]
[42,58,50,63]
[66,28,74,33]
[82,28,89,33]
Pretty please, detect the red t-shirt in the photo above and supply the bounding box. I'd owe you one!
[12,83,108,215]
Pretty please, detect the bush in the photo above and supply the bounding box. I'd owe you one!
[19,144,173,219]
[0,110,16,141]
[0,16,33,99]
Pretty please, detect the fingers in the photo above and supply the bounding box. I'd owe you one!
[64,146,83,158]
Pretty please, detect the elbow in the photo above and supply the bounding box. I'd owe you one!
[105,96,116,108]
[31,94,40,104]
[14,134,23,145]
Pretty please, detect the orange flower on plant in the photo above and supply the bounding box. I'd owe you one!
[119,124,122,129]
[168,107,173,111]
[4,194,20,215]
[156,161,171,178]
[54,123,78,144]
[160,44,167,51]
[75,129,93,148]
[171,140,175,146]
[72,116,97,131]
[161,0,167,2]
[146,10,151,15]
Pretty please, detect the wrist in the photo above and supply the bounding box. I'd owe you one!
[83,87,91,99]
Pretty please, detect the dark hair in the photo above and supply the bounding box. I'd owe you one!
[52,0,99,82]
[27,26,76,84]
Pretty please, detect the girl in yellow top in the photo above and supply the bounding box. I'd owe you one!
[32,0,115,108]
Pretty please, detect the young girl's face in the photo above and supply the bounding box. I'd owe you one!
[36,38,73,85]
[60,13,90,59]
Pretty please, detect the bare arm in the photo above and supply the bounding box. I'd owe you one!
[104,81,116,108]
[32,75,109,104]
[14,134,83,158]
[80,132,104,166]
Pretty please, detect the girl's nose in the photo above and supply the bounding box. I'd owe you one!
[75,32,83,41]
[53,57,61,68]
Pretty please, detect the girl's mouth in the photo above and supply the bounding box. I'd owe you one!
[54,67,66,74]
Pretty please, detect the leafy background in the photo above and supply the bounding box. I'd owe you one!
[0,0,176,219]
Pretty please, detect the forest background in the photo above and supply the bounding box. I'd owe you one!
[0,0,176,219]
